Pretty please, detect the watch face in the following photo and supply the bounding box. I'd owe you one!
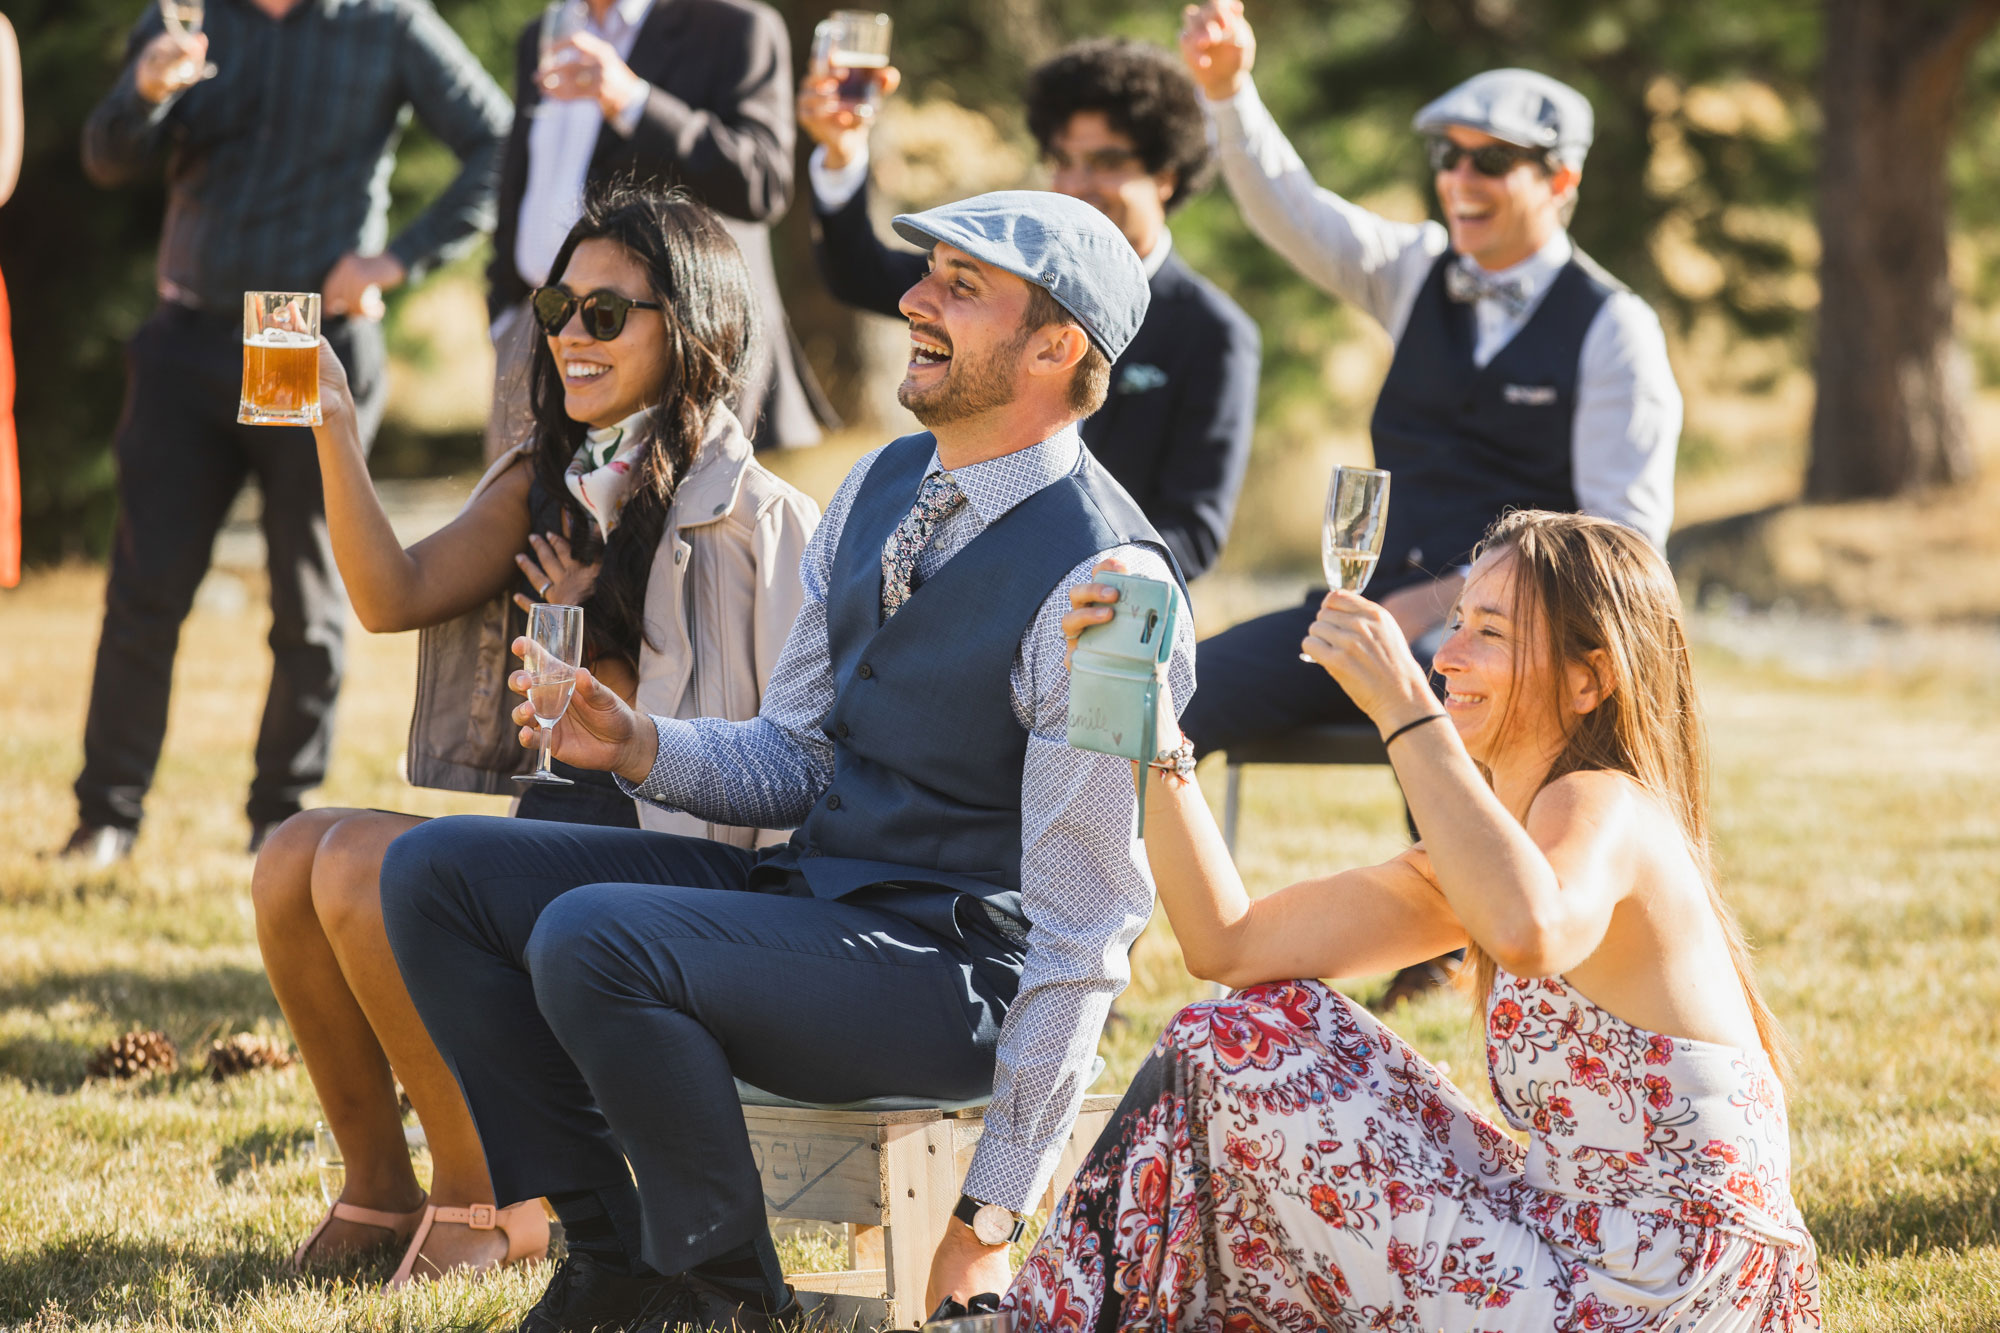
[972,1204,1015,1246]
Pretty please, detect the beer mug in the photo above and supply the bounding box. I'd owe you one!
[239,291,322,426]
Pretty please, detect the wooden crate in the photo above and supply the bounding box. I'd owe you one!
[745,1095,1121,1330]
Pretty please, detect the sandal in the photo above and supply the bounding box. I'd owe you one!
[291,1195,428,1270]
[388,1199,550,1288]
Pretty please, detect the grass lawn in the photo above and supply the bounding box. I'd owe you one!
[1,562,1996,1330]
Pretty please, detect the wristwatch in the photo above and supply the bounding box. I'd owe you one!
[953,1193,1027,1247]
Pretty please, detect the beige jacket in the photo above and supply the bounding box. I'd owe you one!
[406,406,818,847]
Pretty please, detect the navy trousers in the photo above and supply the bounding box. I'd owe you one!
[75,303,386,830]
[379,815,1019,1275]
[1180,591,1449,759]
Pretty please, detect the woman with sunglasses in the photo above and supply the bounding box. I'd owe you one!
[249,183,818,1285]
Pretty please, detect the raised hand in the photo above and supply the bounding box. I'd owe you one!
[1300,590,1439,732]
[509,641,657,780]
[1179,0,1256,101]
[321,251,404,320]
[540,31,647,119]
[796,65,900,172]
[135,31,208,103]
[313,336,355,425]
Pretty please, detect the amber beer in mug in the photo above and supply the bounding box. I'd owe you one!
[239,291,322,426]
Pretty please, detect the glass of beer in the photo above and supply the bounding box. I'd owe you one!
[239,291,322,426]
[812,11,892,118]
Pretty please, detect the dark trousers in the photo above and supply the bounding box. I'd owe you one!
[378,815,1017,1275]
[75,303,385,830]
[1180,590,1448,760]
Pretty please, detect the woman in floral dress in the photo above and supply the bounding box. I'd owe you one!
[1015,511,1819,1331]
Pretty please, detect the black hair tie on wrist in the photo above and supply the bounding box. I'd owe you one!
[1383,711,1449,748]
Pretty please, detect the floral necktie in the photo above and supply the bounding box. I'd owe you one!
[880,471,966,620]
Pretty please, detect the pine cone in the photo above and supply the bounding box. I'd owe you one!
[87,1030,180,1081]
[204,1033,296,1083]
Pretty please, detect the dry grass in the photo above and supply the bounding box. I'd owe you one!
[0,562,1996,1330]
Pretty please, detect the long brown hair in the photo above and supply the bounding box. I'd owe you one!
[1460,510,1793,1082]
[527,182,759,664]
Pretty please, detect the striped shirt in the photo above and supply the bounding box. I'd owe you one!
[83,0,511,310]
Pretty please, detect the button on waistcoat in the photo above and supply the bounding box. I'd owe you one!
[766,434,1170,908]
[1368,250,1619,591]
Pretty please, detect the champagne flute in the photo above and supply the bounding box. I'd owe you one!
[157,0,219,84]
[1300,465,1392,662]
[531,1,588,115]
[515,603,585,787]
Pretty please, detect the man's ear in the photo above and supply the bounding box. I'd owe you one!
[1025,323,1090,381]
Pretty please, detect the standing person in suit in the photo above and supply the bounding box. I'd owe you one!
[65,0,511,865]
[1179,0,1683,1007]
[798,37,1259,580]
[486,0,832,458]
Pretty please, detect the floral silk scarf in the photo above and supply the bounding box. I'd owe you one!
[563,411,652,541]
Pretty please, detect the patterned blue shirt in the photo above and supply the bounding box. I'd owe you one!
[623,425,1197,1210]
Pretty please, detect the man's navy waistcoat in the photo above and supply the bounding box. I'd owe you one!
[757,432,1171,911]
[1367,249,1620,594]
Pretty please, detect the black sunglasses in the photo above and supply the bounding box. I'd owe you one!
[530,285,665,341]
[1426,136,1551,178]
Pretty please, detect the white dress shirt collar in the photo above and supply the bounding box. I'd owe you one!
[1138,228,1173,280]
[1461,228,1571,298]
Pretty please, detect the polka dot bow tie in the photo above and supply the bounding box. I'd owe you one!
[880,471,967,620]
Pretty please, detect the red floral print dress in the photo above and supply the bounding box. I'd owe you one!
[1008,975,1819,1331]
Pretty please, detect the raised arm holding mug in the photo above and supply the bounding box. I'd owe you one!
[1008,512,1820,1330]
[375,190,1193,1332]
[64,0,512,866]
[249,186,816,1286]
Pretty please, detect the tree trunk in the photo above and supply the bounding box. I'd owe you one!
[1808,0,1999,499]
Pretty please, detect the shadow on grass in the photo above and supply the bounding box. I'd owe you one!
[1804,1157,2000,1261]
[0,1230,365,1324]
[216,1124,305,1188]
[0,963,282,1089]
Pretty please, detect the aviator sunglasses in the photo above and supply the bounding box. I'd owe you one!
[530,285,664,341]
[1426,136,1552,178]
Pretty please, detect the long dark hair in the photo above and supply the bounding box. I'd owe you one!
[527,182,759,663]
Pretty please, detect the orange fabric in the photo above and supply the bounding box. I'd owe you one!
[0,266,17,587]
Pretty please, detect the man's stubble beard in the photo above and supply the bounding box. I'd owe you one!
[897,326,1030,427]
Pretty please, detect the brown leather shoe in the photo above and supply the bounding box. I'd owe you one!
[1373,957,1457,1012]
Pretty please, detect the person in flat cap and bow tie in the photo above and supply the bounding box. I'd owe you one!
[376,189,1194,1332]
[1179,0,1683,1005]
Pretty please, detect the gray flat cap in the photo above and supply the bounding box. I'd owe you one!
[1413,69,1594,169]
[891,191,1149,361]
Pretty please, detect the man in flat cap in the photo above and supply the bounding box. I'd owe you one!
[1179,1,1682,1001]
[378,190,1193,1331]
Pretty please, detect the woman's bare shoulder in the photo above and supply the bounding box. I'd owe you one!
[1524,768,1678,840]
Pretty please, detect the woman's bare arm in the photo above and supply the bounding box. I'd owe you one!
[1140,763,1468,986]
[0,16,22,207]
[311,340,531,632]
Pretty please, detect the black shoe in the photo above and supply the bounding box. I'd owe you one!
[629,1275,804,1333]
[516,1251,678,1333]
[54,824,136,869]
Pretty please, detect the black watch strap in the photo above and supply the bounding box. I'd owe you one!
[953,1192,1027,1245]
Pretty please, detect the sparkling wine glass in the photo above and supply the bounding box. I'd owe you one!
[515,603,585,787]
[1300,465,1392,662]
[157,0,218,84]
[531,1,589,115]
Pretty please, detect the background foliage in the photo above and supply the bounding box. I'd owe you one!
[4,0,2000,563]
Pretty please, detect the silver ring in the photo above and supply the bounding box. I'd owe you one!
[537,581,552,598]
